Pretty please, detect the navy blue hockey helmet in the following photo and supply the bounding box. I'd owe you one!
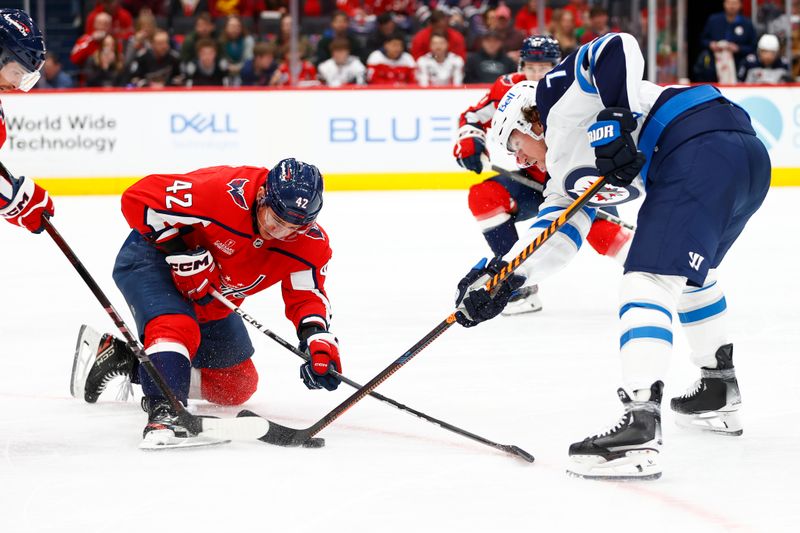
[519,35,561,67]
[263,158,324,226]
[0,9,46,91]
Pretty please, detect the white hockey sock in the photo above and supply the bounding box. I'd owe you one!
[619,272,685,391]
[188,367,203,400]
[678,270,731,369]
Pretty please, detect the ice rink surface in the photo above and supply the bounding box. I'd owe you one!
[1,188,798,533]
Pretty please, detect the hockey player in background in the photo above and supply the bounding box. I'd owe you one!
[453,33,770,479]
[71,159,342,448]
[0,9,52,234]
[453,35,632,315]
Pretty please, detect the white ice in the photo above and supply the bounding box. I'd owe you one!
[1,189,798,533]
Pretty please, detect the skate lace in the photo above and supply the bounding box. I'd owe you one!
[99,371,133,402]
[588,411,630,439]
[679,379,703,399]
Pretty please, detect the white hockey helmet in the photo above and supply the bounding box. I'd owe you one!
[491,80,542,154]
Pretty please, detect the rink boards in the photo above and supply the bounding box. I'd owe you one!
[1,84,798,194]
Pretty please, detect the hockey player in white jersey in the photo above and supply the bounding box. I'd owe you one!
[452,32,770,480]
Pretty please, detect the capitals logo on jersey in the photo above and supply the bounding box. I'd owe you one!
[3,13,31,36]
[226,178,249,210]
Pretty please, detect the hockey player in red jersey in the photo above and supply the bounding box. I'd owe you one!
[72,159,341,448]
[0,9,52,234]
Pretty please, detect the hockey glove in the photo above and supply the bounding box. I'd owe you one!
[454,257,526,327]
[454,125,488,174]
[589,107,646,187]
[0,173,54,234]
[165,248,220,304]
[299,330,342,391]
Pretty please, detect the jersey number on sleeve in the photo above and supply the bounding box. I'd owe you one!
[165,180,193,209]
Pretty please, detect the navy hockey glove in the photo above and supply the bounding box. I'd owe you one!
[589,107,646,187]
[454,257,526,327]
[454,125,488,174]
[299,327,342,391]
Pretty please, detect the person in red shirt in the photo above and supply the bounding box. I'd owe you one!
[71,11,117,67]
[0,8,53,235]
[85,0,135,41]
[366,32,416,85]
[72,160,342,448]
[410,9,467,60]
[514,0,552,34]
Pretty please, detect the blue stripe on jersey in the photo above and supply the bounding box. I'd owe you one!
[684,281,718,294]
[588,34,632,109]
[574,44,596,94]
[637,85,724,186]
[537,205,597,219]
[678,296,727,324]
[619,302,673,322]
[589,33,616,77]
[530,219,582,248]
[620,326,673,348]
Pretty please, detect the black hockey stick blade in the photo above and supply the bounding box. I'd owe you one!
[504,445,535,463]
[237,410,313,447]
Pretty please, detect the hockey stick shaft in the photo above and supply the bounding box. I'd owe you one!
[210,290,533,461]
[42,218,268,440]
[259,176,608,449]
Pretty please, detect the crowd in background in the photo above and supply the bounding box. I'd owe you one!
[33,0,800,90]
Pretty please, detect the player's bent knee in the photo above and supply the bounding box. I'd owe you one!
[143,314,201,356]
[468,180,513,219]
[200,359,259,406]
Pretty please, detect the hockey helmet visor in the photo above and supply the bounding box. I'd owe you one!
[0,9,45,92]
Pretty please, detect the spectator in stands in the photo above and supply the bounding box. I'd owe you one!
[271,13,313,60]
[124,8,158,65]
[697,0,757,82]
[316,11,363,65]
[318,37,366,87]
[179,12,218,65]
[71,12,117,67]
[482,5,525,57]
[122,0,167,17]
[36,53,74,89]
[272,50,319,86]
[464,30,515,83]
[363,12,398,61]
[167,0,210,21]
[83,34,125,87]
[366,31,416,85]
[739,33,792,82]
[365,0,416,32]
[185,38,229,86]
[549,9,578,56]
[127,29,183,87]
[515,0,552,35]
[563,0,588,29]
[86,0,135,41]
[241,42,278,85]
[416,31,464,86]
[579,6,615,45]
[411,9,467,60]
[219,15,255,81]
[208,0,265,22]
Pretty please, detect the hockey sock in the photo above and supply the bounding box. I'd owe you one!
[482,218,518,256]
[200,359,259,406]
[139,341,191,403]
[677,271,731,369]
[619,272,685,390]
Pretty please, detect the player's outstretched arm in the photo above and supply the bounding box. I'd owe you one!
[0,163,54,234]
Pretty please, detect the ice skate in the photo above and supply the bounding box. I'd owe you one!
[71,325,137,403]
[501,284,543,315]
[567,381,663,481]
[671,344,742,436]
[140,397,229,450]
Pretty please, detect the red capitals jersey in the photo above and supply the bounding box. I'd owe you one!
[0,100,6,149]
[458,72,546,185]
[121,165,332,329]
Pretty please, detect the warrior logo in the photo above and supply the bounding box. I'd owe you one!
[226,178,249,210]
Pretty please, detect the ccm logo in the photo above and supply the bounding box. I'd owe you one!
[5,192,30,217]
[170,256,210,272]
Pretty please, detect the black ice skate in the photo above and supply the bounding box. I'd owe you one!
[567,381,663,480]
[670,344,742,436]
[501,284,543,316]
[140,397,229,450]
[70,324,138,403]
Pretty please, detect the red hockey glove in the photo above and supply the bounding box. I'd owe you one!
[0,174,54,234]
[165,248,220,304]
[299,331,342,391]
[454,125,488,174]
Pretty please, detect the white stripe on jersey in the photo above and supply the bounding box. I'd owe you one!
[145,208,212,242]
[289,268,332,323]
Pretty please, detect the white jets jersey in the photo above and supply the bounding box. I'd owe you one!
[416,52,464,87]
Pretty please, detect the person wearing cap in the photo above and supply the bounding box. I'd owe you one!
[0,8,54,235]
[738,33,791,83]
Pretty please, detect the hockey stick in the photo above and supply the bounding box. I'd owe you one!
[41,218,269,441]
[209,289,534,462]
[248,176,609,451]
[490,164,636,230]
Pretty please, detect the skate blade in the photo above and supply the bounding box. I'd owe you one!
[70,324,102,401]
[139,429,231,450]
[566,450,662,481]
[674,411,743,436]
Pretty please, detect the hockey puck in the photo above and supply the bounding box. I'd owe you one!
[302,437,325,448]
